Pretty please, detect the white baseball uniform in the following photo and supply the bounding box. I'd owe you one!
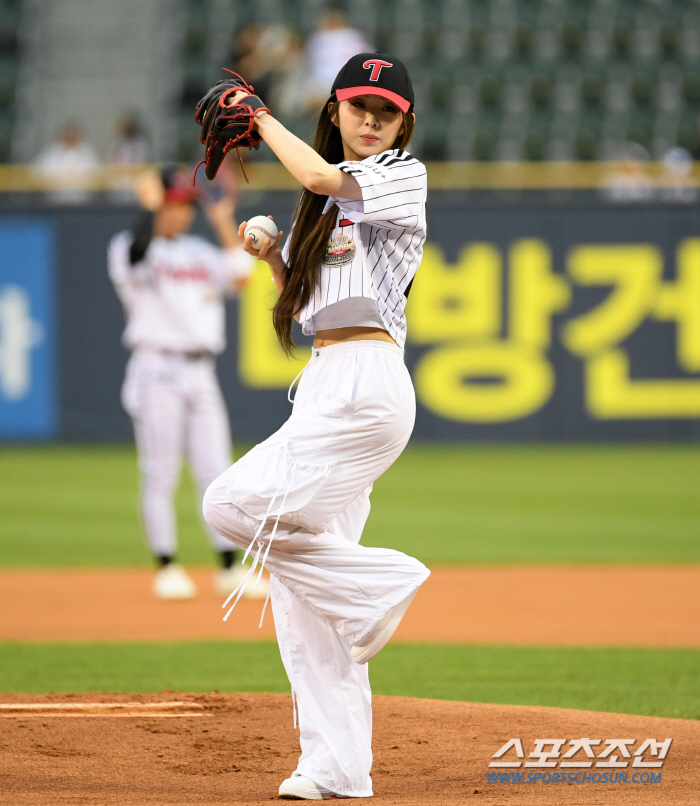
[203,148,429,797]
[108,230,253,559]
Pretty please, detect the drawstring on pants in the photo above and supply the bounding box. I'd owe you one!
[221,460,296,624]
[288,349,318,403]
[287,365,306,404]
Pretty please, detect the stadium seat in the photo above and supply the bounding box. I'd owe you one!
[164,0,700,163]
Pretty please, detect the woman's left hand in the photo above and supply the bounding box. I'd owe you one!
[225,90,249,107]
[225,90,269,129]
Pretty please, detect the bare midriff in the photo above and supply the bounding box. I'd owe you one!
[313,326,397,348]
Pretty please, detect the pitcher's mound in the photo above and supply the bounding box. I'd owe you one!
[0,692,696,805]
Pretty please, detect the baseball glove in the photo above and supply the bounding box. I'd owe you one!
[194,70,270,182]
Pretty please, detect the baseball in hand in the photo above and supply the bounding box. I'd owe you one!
[244,216,278,250]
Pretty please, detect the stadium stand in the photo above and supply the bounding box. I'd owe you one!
[2,0,700,167]
[7,0,180,167]
[0,0,21,162]
[175,0,700,163]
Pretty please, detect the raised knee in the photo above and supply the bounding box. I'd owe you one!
[202,480,225,531]
[202,478,250,540]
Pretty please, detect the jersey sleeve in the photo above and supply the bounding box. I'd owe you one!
[108,230,150,306]
[330,151,427,230]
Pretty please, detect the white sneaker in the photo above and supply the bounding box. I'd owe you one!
[278,773,343,799]
[350,587,420,664]
[153,564,197,600]
[214,563,270,600]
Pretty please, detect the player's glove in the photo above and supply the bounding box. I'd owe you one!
[194,70,270,182]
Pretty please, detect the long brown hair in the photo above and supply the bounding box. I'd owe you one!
[273,95,415,354]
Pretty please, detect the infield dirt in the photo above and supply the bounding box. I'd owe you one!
[0,692,696,805]
[1,566,698,646]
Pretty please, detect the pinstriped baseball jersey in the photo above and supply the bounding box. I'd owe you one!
[283,148,427,348]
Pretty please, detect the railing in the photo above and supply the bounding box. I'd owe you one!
[0,162,696,192]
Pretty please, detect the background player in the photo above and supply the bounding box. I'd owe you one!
[108,165,269,601]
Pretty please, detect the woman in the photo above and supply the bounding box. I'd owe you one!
[203,52,430,800]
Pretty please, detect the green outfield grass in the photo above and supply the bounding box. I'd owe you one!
[0,444,698,567]
[1,642,697,720]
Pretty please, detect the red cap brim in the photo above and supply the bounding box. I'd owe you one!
[336,86,411,113]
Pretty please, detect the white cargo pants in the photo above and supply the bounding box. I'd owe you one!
[122,348,233,557]
[203,340,430,797]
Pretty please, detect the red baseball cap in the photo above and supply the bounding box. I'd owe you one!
[331,52,414,113]
[161,165,199,204]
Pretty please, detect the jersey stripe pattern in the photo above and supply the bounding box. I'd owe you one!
[288,148,427,349]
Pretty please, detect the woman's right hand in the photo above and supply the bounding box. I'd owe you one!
[238,218,285,268]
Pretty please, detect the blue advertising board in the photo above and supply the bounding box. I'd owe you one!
[0,220,57,439]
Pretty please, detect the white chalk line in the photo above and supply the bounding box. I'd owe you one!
[0,712,207,719]
[0,701,207,718]
[0,701,203,711]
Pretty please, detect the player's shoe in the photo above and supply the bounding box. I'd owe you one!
[278,772,346,799]
[153,564,197,600]
[350,587,419,664]
[214,563,271,600]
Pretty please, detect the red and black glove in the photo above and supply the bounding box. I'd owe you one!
[194,71,270,181]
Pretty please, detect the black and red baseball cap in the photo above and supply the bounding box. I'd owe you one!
[331,52,414,113]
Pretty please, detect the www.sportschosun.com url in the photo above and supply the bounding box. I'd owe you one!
[487,770,662,785]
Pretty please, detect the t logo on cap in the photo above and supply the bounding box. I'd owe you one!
[333,53,413,112]
[363,59,393,82]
